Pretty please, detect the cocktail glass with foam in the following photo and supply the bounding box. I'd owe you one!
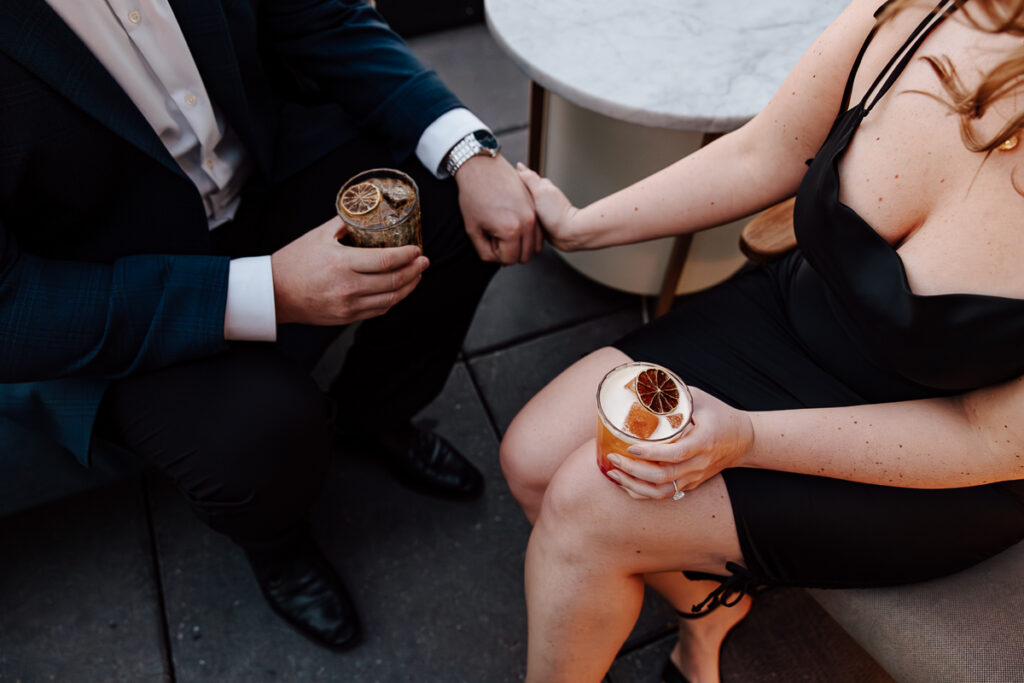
[596,361,693,481]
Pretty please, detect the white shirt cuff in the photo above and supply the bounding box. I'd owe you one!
[416,108,489,178]
[224,256,277,342]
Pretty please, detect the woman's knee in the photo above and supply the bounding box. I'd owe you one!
[502,347,631,510]
[499,412,553,507]
[532,449,623,558]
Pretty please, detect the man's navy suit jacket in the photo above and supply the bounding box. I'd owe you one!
[0,0,463,464]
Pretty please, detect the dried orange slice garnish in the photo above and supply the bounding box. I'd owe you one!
[635,368,680,415]
[339,182,381,216]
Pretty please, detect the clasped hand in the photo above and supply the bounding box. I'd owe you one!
[605,388,755,500]
[455,155,541,264]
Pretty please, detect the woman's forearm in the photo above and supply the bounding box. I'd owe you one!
[558,0,885,251]
[743,387,1024,488]
[563,129,804,250]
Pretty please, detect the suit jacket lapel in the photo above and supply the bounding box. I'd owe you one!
[0,0,182,177]
[169,0,270,177]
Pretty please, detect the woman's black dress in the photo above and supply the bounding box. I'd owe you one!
[613,0,1024,597]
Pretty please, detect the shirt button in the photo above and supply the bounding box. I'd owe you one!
[184,93,198,107]
[204,159,214,170]
[127,9,142,24]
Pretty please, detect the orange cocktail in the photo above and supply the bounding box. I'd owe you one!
[596,362,693,480]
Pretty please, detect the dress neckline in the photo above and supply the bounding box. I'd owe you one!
[822,1,1024,305]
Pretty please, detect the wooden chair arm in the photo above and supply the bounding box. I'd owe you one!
[739,196,797,264]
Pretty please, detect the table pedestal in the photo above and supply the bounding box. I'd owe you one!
[530,85,750,309]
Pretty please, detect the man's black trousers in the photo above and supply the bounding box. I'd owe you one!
[95,135,497,547]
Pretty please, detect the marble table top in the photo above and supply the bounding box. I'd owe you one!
[486,0,849,132]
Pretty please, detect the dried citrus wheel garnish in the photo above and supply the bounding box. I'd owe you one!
[634,367,680,415]
[339,181,381,216]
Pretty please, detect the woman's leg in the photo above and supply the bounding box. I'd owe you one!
[524,442,745,682]
[500,346,631,521]
[525,443,746,681]
[502,347,752,681]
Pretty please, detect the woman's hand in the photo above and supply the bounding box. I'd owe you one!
[604,387,755,500]
[515,163,583,251]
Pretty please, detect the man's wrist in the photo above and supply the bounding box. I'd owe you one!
[443,130,501,177]
[415,108,488,178]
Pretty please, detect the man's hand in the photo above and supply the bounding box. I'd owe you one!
[271,216,429,325]
[455,155,540,264]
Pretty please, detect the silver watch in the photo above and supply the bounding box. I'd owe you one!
[443,130,501,177]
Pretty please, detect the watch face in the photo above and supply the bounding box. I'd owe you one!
[473,130,500,151]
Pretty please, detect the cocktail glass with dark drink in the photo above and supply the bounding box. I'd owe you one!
[337,168,422,248]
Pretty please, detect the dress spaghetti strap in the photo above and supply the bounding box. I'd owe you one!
[860,0,960,112]
[837,0,961,115]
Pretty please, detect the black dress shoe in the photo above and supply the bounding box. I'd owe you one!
[346,425,485,501]
[245,538,361,651]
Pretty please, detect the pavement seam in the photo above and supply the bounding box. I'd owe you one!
[462,303,641,360]
[141,474,178,683]
[461,359,504,443]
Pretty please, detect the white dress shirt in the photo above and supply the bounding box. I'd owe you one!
[45,0,485,341]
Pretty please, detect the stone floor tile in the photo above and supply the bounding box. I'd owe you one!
[315,362,530,681]
[464,247,642,356]
[148,363,531,682]
[467,308,644,434]
[0,479,169,682]
[608,588,895,683]
[407,23,530,134]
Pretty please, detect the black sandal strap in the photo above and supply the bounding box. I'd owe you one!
[677,562,762,618]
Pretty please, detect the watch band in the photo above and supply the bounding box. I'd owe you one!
[444,130,499,177]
